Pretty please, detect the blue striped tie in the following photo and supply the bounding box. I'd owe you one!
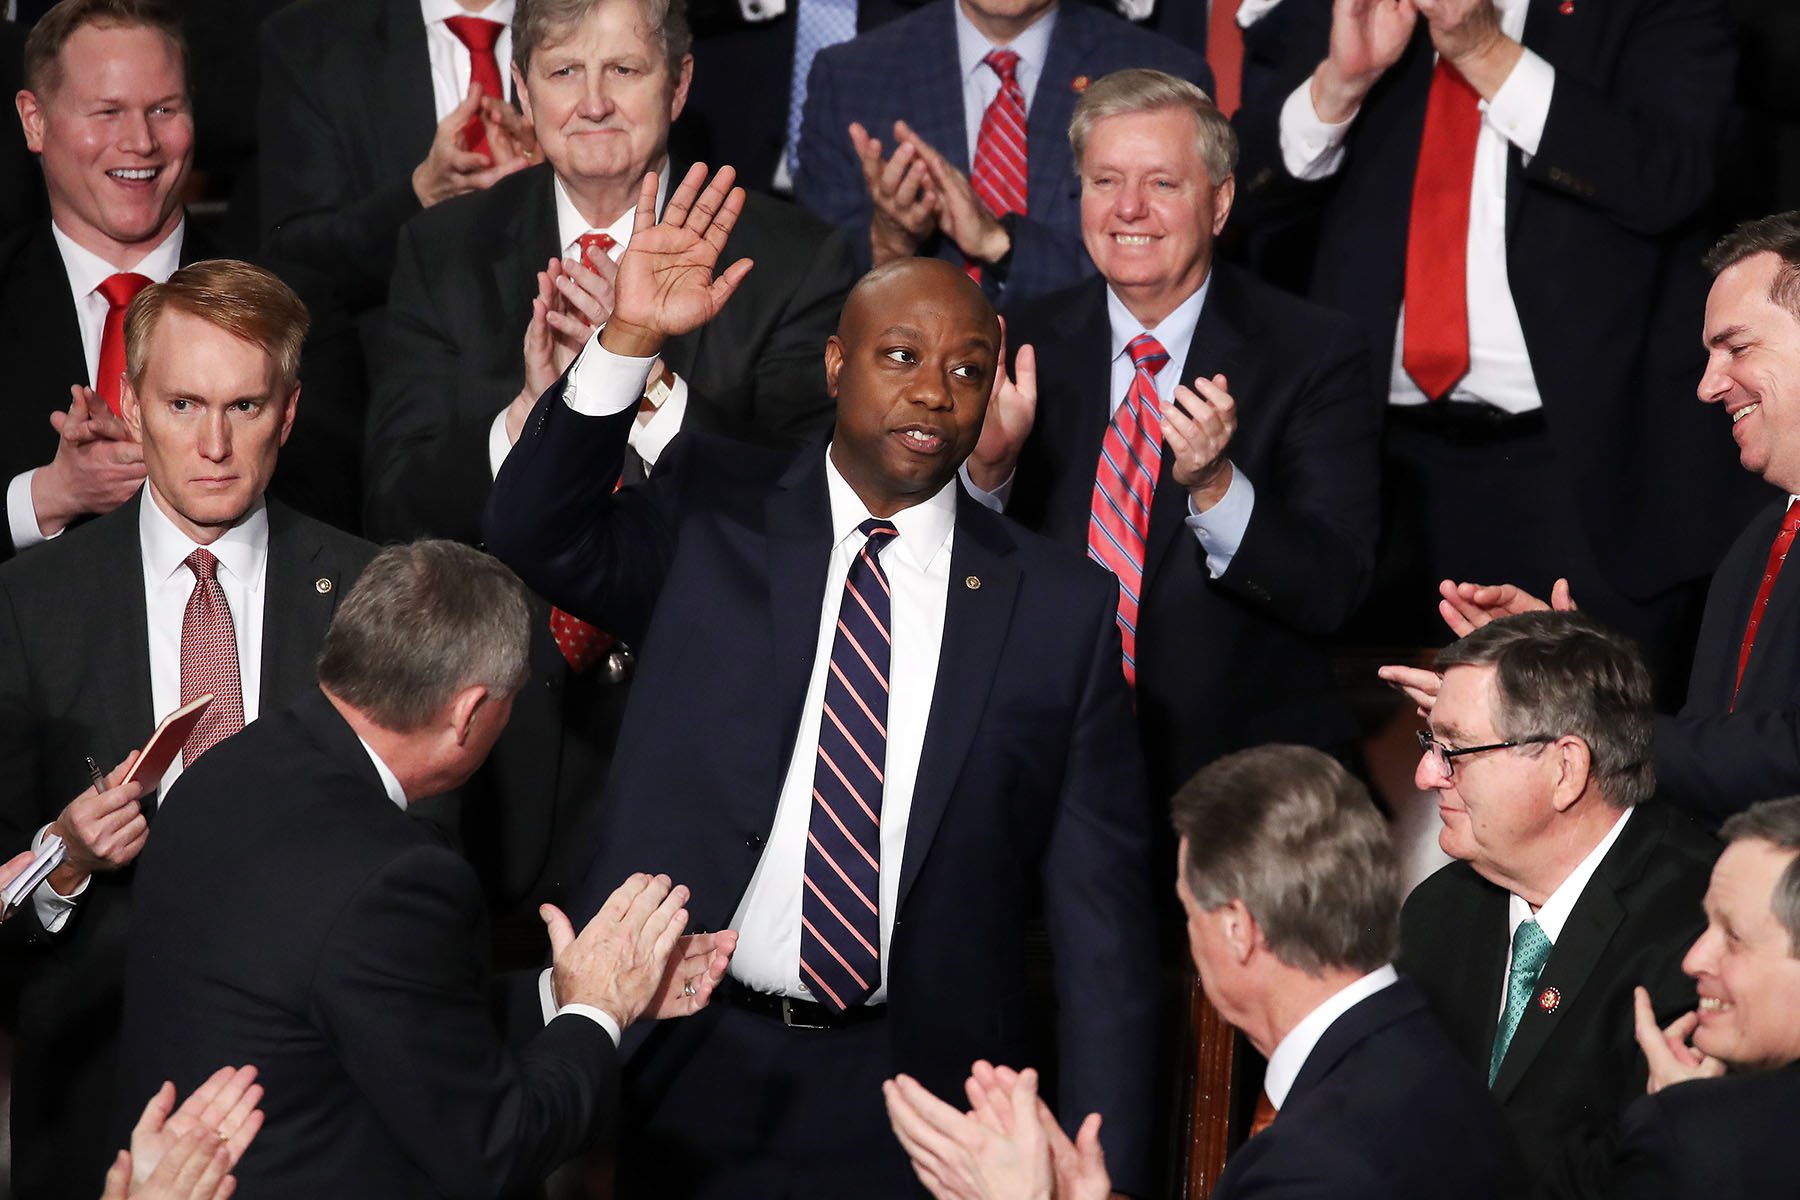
[785,0,861,181]
[800,518,897,1009]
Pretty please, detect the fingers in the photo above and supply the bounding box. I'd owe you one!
[540,903,576,958]
[105,750,141,790]
[598,872,653,924]
[632,169,663,237]
[1550,577,1577,611]
[621,873,676,929]
[707,257,756,309]
[136,1079,178,1138]
[661,161,710,230]
[100,1151,132,1200]
[700,183,747,253]
[1007,1066,1039,1141]
[1632,985,1679,1078]
[1377,664,1441,710]
[1013,343,1037,402]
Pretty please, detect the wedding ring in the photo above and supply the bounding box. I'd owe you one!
[683,981,697,998]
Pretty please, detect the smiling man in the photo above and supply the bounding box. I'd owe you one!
[484,169,1159,1199]
[0,259,376,1197]
[966,68,1379,800]
[1401,611,1718,1198]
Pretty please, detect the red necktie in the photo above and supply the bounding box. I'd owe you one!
[179,549,246,765]
[1401,60,1481,401]
[1249,1089,1277,1137]
[1734,504,1800,707]
[95,272,151,416]
[1207,0,1244,116]
[444,15,506,157]
[1088,334,1169,688]
[968,49,1027,281]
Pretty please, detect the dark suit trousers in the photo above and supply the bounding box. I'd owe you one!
[616,1000,912,1199]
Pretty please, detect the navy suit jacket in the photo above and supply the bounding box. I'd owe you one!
[483,385,1162,1193]
[1607,1062,1800,1199]
[1002,265,1378,797]
[1216,979,1524,1199]
[793,0,1210,305]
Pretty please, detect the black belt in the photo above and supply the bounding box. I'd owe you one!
[722,977,887,1030]
[1389,400,1546,445]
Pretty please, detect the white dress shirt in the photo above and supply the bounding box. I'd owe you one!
[6,221,185,553]
[32,489,268,931]
[420,0,515,119]
[952,1,1057,161]
[1263,963,1400,1110]
[486,171,688,478]
[562,336,953,1003]
[1499,806,1632,1020]
[1278,0,1555,413]
[1114,0,1286,26]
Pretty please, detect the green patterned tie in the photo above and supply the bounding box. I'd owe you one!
[1490,918,1552,1085]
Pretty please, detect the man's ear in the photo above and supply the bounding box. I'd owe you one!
[448,685,491,747]
[512,63,533,126]
[16,89,45,155]
[1221,898,1259,965]
[1211,173,1236,237]
[669,53,694,124]
[120,376,144,440]
[1549,735,1594,814]
[824,335,844,398]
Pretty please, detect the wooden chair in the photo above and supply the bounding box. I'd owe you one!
[1177,967,1239,1199]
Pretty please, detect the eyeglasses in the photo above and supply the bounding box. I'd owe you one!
[1415,730,1550,779]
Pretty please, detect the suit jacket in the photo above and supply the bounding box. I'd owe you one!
[1605,1061,1800,1199]
[366,160,853,546]
[1657,499,1800,822]
[114,688,619,1197]
[1234,0,1767,600]
[1002,265,1377,797]
[0,494,376,1200]
[1215,979,1524,1199]
[1398,802,1719,1198]
[0,218,370,543]
[793,0,1211,305]
[482,390,1163,1195]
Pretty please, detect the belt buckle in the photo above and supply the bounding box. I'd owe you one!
[780,996,829,1030]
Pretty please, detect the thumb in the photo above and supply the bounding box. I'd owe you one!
[1551,578,1577,611]
[539,903,576,958]
[137,1080,178,1137]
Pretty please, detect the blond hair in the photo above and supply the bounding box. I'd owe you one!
[124,259,310,392]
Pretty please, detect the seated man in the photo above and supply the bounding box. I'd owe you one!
[1608,795,1800,1197]
[969,67,1377,800]
[115,540,735,1194]
[793,0,1208,304]
[883,743,1524,1200]
[1403,612,1718,1197]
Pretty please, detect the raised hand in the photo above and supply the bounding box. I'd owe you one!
[851,122,939,265]
[1165,374,1237,505]
[1413,0,1520,91]
[33,384,146,536]
[603,164,754,358]
[1632,986,1725,1095]
[127,1066,263,1189]
[46,751,146,894]
[894,121,1010,265]
[968,331,1036,493]
[1436,577,1574,638]
[478,95,540,167]
[883,1068,1055,1200]
[1376,662,1443,719]
[1315,0,1419,122]
[411,88,532,208]
[541,872,695,1028]
[969,1062,1113,1200]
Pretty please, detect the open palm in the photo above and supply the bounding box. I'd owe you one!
[1330,0,1418,84]
[610,164,755,344]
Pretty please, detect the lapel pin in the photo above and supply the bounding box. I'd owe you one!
[965,575,982,590]
[315,578,333,595]
[1558,0,1574,12]
[1072,74,1090,94]
[1537,986,1561,1014]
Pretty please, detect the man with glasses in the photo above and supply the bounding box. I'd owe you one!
[1402,611,1718,1198]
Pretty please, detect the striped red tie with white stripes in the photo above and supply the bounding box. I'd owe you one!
[967,49,1027,281]
[1087,334,1170,688]
[799,518,899,1010]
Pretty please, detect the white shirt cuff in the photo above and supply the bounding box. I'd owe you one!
[488,408,514,479]
[565,333,658,419]
[30,823,83,932]
[7,470,48,553]
[1185,465,1255,579]
[1279,79,1354,180]
[536,967,622,1046]
[959,462,1013,512]
[738,0,784,19]
[1237,0,1286,27]
[626,372,689,470]
[1115,0,1154,19]
[1482,48,1555,160]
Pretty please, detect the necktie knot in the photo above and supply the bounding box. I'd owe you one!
[1511,918,1551,976]
[98,272,152,312]
[184,547,219,584]
[1127,334,1169,376]
[858,518,900,554]
[1782,503,1800,537]
[983,49,1020,84]
[444,14,504,52]
[578,231,617,263]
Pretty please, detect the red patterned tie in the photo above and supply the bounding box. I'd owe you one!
[1401,60,1481,401]
[1734,504,1800,707]
[968,49,1027,281]
[444,15,505,157]
[179,549,246,765]
[95,272,151,416]
[1088,334,1169,688]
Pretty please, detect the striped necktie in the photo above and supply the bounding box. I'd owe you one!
[1087,334,1169,687]
[799,518,898,1009]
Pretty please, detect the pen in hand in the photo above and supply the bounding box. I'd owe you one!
[85,755,106,794]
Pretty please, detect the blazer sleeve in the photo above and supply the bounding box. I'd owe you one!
[310,843,618,1196]
[1211,318,1378,636]
[258,24,423,307]
[1043,573,1160,1198]
[364,218,506,545]
[793,51,878,271]
[1652,709,1800,822]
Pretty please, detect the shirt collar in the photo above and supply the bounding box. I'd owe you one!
[953,0,1056,85]
[1106,273,1210,374]
[1263,964,1400,1110]
[554,167,672,260]
[821,446,957,575]
[50,218,185,300]
[1509,806,1634,943]
[419,0,513,26]
[138,487,270,593]
[353,734,409,810]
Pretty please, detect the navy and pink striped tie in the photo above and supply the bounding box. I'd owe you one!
[1088,334,1170,688]
[800,518,899,1010]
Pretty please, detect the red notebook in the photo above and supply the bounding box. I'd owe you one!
[121,693,213,790]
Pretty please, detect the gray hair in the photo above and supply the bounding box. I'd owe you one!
[1721,797,1800,957]
[512,0,692,76]
[1069,68,1238,186]
[1172,745,1399,975]
[316,541,531,733]
[1434,611,1655,809]
[1705,212,1800,323]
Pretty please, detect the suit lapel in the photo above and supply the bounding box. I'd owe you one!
[493,165,561,339]
[94,497,154,751]
[259,503,336,709]
[381,0,438,176]
[1039,282,1115,539]
[18,224,87,389]
[1437,880,1511,1066]
[897,492,1020,910]
[916,3,971,169]
[765,448,836,792]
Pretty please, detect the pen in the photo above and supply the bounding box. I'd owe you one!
[85,755,106,794]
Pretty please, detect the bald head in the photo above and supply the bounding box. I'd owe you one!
[838,258,1000,350]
